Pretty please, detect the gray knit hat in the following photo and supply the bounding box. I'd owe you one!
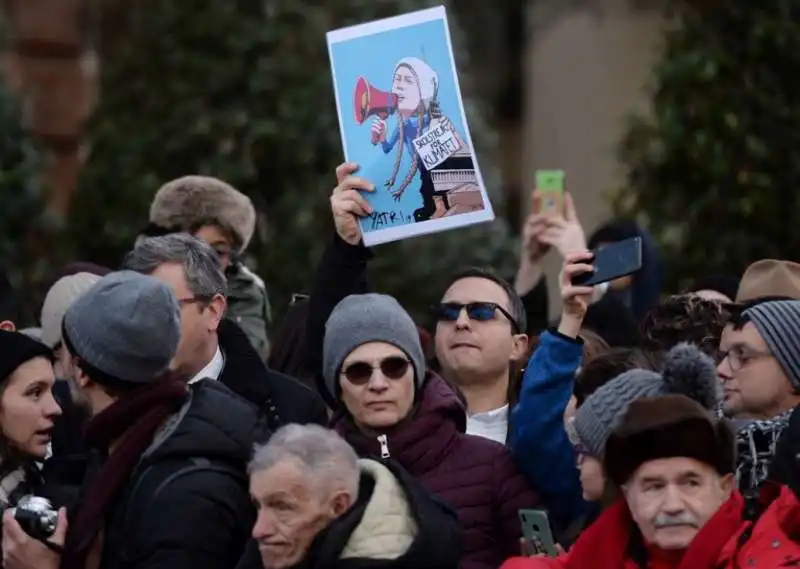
[63,270,181,385]
[743,300,800,390]
[322,293,425,401]
[573,342,721,459]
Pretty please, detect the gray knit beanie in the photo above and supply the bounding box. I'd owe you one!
[573,342,721,459]
[63,270,181,385]
[743,300,800,390]
[322,293,425,402]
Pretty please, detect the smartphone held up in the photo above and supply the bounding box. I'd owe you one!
[534,170,565,217]
[571,236,643,287]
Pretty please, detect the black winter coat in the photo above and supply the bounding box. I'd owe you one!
[95,381,267,569]
[218,318,328,428]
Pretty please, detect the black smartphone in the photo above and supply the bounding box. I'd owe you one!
[571,236,643,287]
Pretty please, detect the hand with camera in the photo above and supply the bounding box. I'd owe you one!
[2,501,67,569]
[558,250,595,339]
[331,163,376,246]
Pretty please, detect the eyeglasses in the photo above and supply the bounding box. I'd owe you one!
[341,356,410,385]
[717,346,773,373]
[432,301,520,332]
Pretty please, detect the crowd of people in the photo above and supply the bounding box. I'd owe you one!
[0,163,799,569]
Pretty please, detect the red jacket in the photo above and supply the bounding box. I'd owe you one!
[501,484,800,569]
[334,373,539,569]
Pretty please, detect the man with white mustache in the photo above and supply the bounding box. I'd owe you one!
[501,393,800,569]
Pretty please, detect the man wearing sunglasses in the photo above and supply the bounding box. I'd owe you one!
[432,269,530,444]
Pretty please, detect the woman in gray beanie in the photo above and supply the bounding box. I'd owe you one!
[568,342,721,511]
[324,293,539,569]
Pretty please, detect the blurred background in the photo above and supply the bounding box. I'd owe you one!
[0,0,796,327]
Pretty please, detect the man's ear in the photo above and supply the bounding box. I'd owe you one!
[510,333,529,362]
[330,490,353,518]
[206,293,227,332]
[74,363,92,389]
[0,320,15,331]
[719,473,735,497]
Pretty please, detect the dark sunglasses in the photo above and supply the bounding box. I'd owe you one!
[341,356,410,385]
[431,301,519,332]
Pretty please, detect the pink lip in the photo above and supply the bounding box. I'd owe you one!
[452,343,479,349]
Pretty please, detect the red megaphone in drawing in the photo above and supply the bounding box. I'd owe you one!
[353,76,398,125]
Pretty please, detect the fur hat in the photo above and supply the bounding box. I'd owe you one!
[149,176,256,253]
[605,394,736,486]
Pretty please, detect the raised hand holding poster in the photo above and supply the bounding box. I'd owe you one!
[327,6,495,246]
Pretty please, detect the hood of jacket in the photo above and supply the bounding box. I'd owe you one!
[300,458,461,569]
[139,380,266,468]
[333,373,465,476]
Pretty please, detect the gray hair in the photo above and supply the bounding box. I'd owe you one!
[124,233,227,298]
[249,424,360,500]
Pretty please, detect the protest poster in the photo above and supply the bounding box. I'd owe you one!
[327,6,494,246]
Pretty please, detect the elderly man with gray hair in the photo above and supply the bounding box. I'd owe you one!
[123,233,327,430]
[235,424,461,569]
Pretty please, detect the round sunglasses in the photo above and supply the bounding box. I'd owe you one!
[341,356,410,385]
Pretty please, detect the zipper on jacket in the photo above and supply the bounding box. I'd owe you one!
[377,434,390,459]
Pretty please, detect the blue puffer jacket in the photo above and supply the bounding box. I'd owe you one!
[510,330,585,531]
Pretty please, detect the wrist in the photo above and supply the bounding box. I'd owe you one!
[557,311,584,339]
[515,259,543,295]
[335,230,362,247]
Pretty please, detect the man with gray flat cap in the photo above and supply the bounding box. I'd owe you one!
[3,271,265,569]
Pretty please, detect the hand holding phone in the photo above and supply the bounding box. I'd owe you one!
[559,251,596,322]
[519,509,559,557]
[570,236,643,287]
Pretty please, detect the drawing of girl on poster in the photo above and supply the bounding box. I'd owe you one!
[371,57,474,222]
